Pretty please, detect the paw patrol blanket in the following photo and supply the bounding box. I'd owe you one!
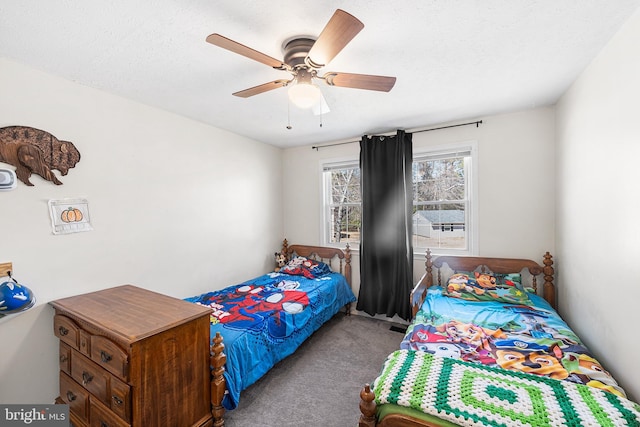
[374,349,640,427]
[185,271,355,410]
[401,287,626,398]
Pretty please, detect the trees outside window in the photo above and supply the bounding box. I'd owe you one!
[322,144,475,254]
[324,164,361,244]
[412,152,470,251]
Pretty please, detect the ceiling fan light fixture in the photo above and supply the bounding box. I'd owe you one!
[287,69,320,109]
[288,81,322,109]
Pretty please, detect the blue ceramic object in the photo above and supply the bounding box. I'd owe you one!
[0,281,35,314]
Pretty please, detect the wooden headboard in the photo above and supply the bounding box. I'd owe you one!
[280,238,352,286]
[410,249,555,317]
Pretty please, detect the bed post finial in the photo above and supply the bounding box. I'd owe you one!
[358,384,377,427]
[282,238,289,260]
[344,243,352,287]
[211,332,226,426]
[425,248,433,287]
[543,252,556,309]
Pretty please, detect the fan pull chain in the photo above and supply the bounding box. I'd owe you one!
[286,98,292,130]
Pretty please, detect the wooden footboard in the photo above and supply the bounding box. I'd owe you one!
[210,332,226,426]
[359,383,442,427]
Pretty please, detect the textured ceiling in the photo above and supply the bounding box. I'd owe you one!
[1,1,639,148]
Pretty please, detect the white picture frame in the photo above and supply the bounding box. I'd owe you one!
[48,198,93,235]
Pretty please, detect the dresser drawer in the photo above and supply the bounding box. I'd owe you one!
[109,376,131,422]
[54,314,80,349]
[90,335,129,380]
[71,352,111,405]
[59,342,72,375]
[60,371,90,424]
[90,397,130,427]
[79,329,92,356]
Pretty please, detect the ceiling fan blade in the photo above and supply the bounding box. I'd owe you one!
[306,9,364,68]
[206,33,287,70]
[232,79,290,98]
[323,72,396,92]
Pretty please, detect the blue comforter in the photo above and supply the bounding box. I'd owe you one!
[185,270,356,409]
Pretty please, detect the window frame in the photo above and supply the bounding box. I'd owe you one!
[411,141,478,256]
[320,158,361,247]
[319,141,478,256]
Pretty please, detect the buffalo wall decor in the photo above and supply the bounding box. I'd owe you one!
[0,126,81,186]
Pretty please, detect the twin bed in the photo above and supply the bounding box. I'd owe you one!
[184,242,638,426]
[358,250,639,427]
[185,240,355,425]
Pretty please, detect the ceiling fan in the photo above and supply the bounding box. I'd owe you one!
[206,9,396,111]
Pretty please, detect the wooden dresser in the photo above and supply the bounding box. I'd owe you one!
[50,285,213,427]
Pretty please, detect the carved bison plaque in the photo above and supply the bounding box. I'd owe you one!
[0,126,81,186]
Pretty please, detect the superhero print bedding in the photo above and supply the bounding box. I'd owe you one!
[185,261,355,410]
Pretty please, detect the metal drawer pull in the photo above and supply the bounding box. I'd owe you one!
[66,391,76,402]
[82,371,93,385]
[58,326,69,336]
[100,351,112,363]
[100,422,109,427]
[59,354,68,363]
[112,395,123,406]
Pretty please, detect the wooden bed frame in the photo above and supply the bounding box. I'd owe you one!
[358,249,555,427]
[209,239,352,426]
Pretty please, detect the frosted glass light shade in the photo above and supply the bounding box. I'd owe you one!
[288,82,321,109]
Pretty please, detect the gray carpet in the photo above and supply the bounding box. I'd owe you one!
[223,313,407,427]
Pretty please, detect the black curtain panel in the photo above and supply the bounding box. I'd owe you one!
[357,130,413,320]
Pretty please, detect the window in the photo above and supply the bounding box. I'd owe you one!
[321,143,476,254]
[412,148,472,253]
[322,161,361,245]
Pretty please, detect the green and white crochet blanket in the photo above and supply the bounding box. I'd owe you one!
[373,350,640,427]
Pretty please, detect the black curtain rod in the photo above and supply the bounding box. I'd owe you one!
[311,120,483,150]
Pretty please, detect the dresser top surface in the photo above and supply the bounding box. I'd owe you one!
[50,285,211,342]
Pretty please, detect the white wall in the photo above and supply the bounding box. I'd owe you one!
[0,58,283,404]
[282,107,556,300]
[555,8,640,402]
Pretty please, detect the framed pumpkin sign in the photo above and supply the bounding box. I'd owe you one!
[48,198,93,234]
